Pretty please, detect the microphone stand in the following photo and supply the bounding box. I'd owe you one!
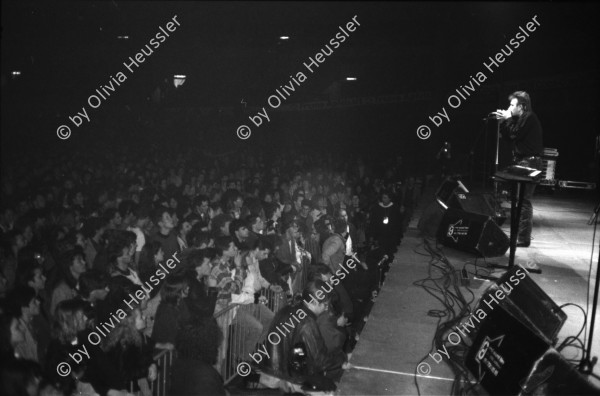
[468,121,486,184]
[482,112,502,199]
[579,201,600,376]
[494,118,500,200]
[483,119,488,190]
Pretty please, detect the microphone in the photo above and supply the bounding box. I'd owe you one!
[483,111,497,120]
[377,254,389,267]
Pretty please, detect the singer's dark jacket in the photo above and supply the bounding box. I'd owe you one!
[499,112,544,157]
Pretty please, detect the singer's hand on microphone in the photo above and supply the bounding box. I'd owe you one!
[494,109,511,120]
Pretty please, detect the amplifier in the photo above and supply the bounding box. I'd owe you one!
[558,181,597,190]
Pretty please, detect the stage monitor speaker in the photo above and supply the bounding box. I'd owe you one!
[448,192,506,226]
[436,208,509,257]
[488,265,567,345]
[465,265,573,395]
[465,299,550,395]
[521,348,600,395]
[435,177,468,205]
[417,200,446,238]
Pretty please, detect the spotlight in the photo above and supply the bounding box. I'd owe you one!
[279,36,290,40]
[346,77,357,81]
[173,74,186,88]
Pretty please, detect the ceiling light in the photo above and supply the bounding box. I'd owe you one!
[173,74,186,88]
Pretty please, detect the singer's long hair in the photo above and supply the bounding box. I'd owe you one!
[508,90,532,132]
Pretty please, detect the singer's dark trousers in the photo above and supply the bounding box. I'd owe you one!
[516,156,543,243]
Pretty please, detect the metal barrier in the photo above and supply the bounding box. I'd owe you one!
[128,259,312,394]
[212,257,311,386]
[151,349,174,396]
[212,301,277,385]
[128,348,174,396]
[260,287,288,313]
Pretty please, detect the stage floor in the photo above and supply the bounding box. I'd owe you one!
[339,187,600,395]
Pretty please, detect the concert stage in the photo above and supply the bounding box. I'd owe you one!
[339,186,600,395]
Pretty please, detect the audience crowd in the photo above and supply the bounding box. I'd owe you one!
[0,146,421,395]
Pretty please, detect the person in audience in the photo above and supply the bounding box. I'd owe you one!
[151,274,190,346]
[15,260,49,314]
[150,208,179,259]
[109,231,142,286]
[240,238,281,297]
[208,236,242,313]
[2,229,29,290]
[104,209,123,231]
[7,286,42,362]
[0,140,424,394]
[210,236,274,359]
[175,217,192,251]
[264,202,283,235]
[81,217,107,270]
[257,234,292,293]
[321,218,349,275]
[14,261,52,364]
[169,319,225,396]
[103,305,156,396]
[211,213,233,238]
[368,190,403,256]
[45,299,129,396]
[137,241,164,284]
[0,355,45,396]
[259,280,347,392]
[276,219,305,295]
[77,270,110,325]
[247,214,265,237]
[230,218,256,250]
[0,310,27,361]
[226,192,249,220]
[50,247,87,314]
[126,204,152,267]
[192,195,211,226]
[188,224,213,248]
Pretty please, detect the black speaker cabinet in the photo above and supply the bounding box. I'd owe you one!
[466,265,572,396]
[448,192,507,226]
[437,208,509,257]
[417,200,446,238]
[465,301,550,395]
[521,348,600,395]
[489,265,567,345]
[435,177,468,204]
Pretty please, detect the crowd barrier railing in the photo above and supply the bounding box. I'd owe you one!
[129,260,311,394]
[128,348,174,396]
[213,260,310,385]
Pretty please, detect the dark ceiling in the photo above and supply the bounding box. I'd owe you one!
[1,1,599,124]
